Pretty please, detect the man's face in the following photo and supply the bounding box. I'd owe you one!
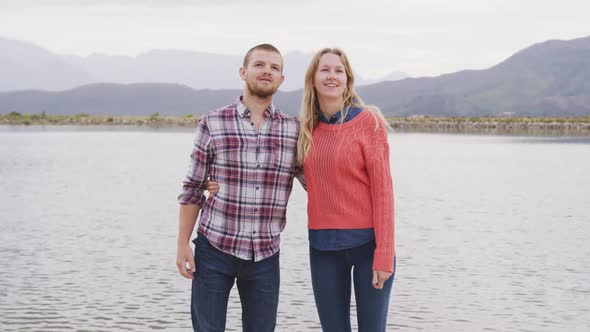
[240,50,285,98]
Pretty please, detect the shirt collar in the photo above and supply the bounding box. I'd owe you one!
[317,109,342,124]
[316,105,354,124]
[235,96,279,119]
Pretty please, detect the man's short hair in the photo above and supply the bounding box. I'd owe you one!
[243,43,283,68]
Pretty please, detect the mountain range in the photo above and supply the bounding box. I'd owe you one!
[1,35,589,117]
[358,35,590,117]
[0,38,406,92]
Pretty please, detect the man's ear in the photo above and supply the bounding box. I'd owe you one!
[239,67,246,80]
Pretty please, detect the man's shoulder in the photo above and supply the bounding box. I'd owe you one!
[274,110,299,124]
[273,110,300,135]
[197,104,238,129]
[202,103,238,120]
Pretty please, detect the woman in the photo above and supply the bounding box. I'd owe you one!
[298,47,395,332]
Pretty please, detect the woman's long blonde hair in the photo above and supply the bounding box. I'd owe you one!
[297,48,390,165]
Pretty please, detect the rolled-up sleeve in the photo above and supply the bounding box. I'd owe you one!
[178,117,212,206]
[294,164,307,191]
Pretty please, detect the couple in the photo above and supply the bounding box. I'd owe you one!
[176,43,395,332]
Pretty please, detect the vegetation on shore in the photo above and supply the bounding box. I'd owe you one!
[2,112,590,134]
[388,115,590,133]
[0,112,198,127]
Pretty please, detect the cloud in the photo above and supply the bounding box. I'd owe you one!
[0,0,279,9]
[1,0,589,77]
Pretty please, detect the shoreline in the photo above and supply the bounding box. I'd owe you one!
[2,113,590,135]
[388,116,590,135]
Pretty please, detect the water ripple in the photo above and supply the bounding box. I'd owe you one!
[1,130,590,331]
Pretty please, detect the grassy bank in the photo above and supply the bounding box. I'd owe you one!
[0,112,198,127]
[388,115,590,134]
[2,112,590,134]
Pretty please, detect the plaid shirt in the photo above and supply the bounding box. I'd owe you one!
[179,97,304,261]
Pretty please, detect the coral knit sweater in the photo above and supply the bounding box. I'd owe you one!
[304,110,395,272]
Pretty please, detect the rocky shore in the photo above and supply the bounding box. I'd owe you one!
[2,113,590,135]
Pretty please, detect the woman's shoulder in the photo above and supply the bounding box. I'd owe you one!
[357,108,390,133]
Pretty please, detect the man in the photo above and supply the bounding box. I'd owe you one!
[176,43,304,332]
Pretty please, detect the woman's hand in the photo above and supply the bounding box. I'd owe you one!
[206,180,220,195]
[372,269,392,289]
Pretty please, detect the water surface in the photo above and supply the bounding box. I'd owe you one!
[1,126,589,331]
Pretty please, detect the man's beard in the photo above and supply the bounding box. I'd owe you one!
[246,80,277,98]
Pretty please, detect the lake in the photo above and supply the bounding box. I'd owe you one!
[1,126,589,331]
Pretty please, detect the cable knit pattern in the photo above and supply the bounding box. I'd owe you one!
[304,110,395,272]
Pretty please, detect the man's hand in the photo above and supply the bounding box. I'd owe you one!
[176,243,196,279]
[207,180,220,196]
[372,269,393,289]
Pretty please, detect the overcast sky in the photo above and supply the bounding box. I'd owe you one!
[1,0,589,78]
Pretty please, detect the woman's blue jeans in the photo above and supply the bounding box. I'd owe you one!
[191,234,280,332]
[310,240,395,332]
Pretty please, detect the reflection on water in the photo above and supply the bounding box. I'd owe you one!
[1,127,589,331]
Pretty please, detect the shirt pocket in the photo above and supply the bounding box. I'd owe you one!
[273,138,297,172]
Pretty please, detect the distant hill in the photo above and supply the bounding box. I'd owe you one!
[1,35,589,117]
[0,84,241,116]
[0,83,303,116]
[358,35,590,116]
[0,38,94,91]
[61,50,244,91]
[0,38,407,92]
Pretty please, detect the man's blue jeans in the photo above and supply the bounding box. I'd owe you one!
[191,234,280,332]
[309,240,395,332]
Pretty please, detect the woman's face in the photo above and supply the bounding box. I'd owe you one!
[314,53,348,101]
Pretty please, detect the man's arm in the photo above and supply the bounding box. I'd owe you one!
[176,117,212,279]
[176,204,200,279]
[204,167,301,197]
[294,164,307,191]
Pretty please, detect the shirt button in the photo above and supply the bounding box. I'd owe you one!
[256,164,260,168]
[256,187,260,190]
[253,231,257,234]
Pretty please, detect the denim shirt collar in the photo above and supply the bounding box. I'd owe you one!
[317,105,363,124]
